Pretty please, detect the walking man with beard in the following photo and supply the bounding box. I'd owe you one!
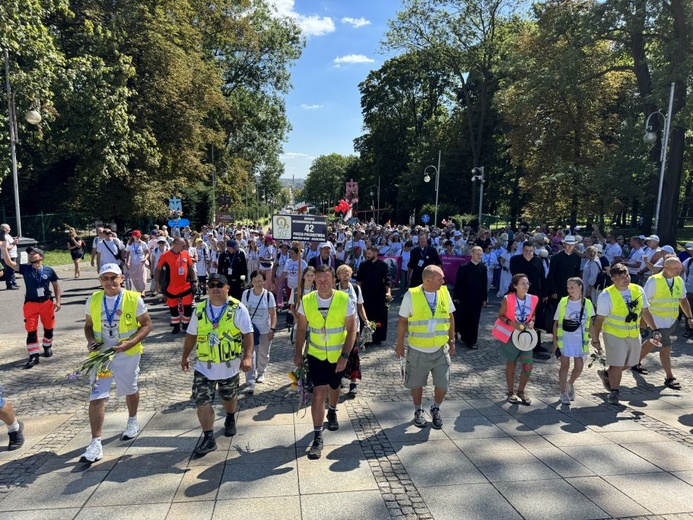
[156,237,197,334]
[2,243,62,368]
[357,245,392,345]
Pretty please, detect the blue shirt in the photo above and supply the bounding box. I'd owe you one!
[19,264,58,301]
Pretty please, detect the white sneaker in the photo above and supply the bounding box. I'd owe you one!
[80,439,103,463]
[560,392,571,405]
[256,374,265,383]
[122,418,139,440]
[567,383,575,401]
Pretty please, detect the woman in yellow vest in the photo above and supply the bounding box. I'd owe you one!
[551,277,596,404]
[593,263,660,404]
[294,265,357,460]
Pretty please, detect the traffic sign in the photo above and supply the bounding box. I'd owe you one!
[168,218,190,228]
[421,214,430,224]
[272,214,327,242]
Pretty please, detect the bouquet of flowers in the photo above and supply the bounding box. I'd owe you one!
[58,346,116,383]
[288,357,310,415]
[587,351,606,369]
[360,321,381,348]
[170,209,184,219]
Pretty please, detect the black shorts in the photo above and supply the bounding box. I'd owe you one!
[307,355,344,390]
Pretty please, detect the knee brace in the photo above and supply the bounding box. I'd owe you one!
[521,361,533,376]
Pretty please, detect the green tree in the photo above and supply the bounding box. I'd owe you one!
[302,154,357,209]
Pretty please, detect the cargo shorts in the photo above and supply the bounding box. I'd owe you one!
[191,370,239,407]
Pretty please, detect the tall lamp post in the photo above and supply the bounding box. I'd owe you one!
[368,176,381,224]
[471,166,485,227]
[4,49,42,238]
[423,150,442,227]
[644,82,675,234]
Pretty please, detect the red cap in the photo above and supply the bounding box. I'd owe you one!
[131,230,142,237]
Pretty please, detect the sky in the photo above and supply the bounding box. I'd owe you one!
[267,0,402,180]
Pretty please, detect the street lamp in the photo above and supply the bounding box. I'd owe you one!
[368,176,381,224]
[471,167,485,227]
[423,150,442,227]
[4,49,42,238]
[644,82,675,234]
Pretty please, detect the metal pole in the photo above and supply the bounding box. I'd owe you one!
[377,175,380,224]
[434,150,441,227]
[478,167,484,226]
[654,82,676,234]
[4,50,22,237]
[211,146,215,224]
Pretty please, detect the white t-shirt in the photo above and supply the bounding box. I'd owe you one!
[127,242,147,265]
[643,276,686,329]
[399,289,455,352]
[297,291,356,318]
[553,298,594,351]
[603,243,622,265]
[258,245,276,269]
[626,247,645,275]
[339,283,363,329]
[97,239,124,264]
[195,244,210,276]
[186,301,254,380]
[241,289,277,333]
[284,258,307,289]
[597,286,649,317]
[84,291,148,349]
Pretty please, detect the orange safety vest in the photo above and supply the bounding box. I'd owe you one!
[492,293,538,344]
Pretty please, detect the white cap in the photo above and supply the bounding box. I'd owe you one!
[662,245,675,254]
[594,244,603,253]
[99,263,122,275]
[646,235,660,242]
[318,242,331,250]
[539,248,549,258]
[685,242,693,250]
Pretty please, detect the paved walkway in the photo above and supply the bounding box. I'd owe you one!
[2,266,693,519]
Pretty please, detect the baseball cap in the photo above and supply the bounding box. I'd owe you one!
[226,239,238,249]
[195,238,203,243]
[638,235,647,240]
[99,263,122,275]
[594,244,603,253]
[131,230,142,237]
[26,246,45,257]
[319,242,331,250]
[157,237,166,243]
[646,235,660,242]
[662,245,675,254]
[685,242,693,250]
[208,273,228,285]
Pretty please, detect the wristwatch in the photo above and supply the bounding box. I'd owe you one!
[340,352,349,359]
[270,327,276,332]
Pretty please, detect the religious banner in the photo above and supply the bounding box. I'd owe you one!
[377,255,402,285]
[440,255,471,283]
[345,179,359,204]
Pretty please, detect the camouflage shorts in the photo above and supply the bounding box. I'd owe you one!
[191,371,239,407]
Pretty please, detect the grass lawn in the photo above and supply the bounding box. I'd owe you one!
[43,250,74,266]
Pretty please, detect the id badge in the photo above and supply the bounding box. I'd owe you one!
[228,268,233,275]
[209,333,220,346]
[178,267,185,276]
[36,287,45,298]
[417,259,424,267]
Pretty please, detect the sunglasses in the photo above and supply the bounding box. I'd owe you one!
[100,275,119,282]
[208,282,225,288]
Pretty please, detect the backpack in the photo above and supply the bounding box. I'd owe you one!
[595,261,613,291]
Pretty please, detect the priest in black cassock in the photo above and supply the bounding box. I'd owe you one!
[356,245,392,344]
[453,246,487,349]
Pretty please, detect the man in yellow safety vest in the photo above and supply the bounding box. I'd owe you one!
[396,265,456,429]
[294,265,357,460]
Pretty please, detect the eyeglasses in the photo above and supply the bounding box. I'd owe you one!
[208,282,225,288]
[100,275,119,282]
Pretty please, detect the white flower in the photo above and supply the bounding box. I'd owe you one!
[240,275,246,281]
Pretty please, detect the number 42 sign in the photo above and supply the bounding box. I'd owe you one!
[272,215,327,242]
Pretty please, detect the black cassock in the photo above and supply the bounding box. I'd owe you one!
[453,261,487,347]
[356,259,391,342]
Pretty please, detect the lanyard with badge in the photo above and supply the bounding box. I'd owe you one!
[207,301,228,346]
[34,266,46,298]
[175,252,185,276]
[320,295,335,344]
[426,291,438,333]
[227,252,236,276]
[104,291,123,338]
[516,295,528,323]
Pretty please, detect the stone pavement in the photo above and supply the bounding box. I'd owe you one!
[2,266,693,519]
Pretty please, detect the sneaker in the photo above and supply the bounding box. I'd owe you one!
[413,409,427,428]
[195,435,217,455]
[121,418,138,440]
[224,414,236,437]
[7,422,24,451]
[567,383,575,401]
[430,407,443,429]
[560,392,571,405]
[171,324,180,335]
[347,383,357,397]
[597,369,611,392]
[43,347,53,358]
[256,373,265,383]
[80,439,103,463]
[607,390,620,404]
[308,435,323,459]
[24,354,40,369]
[326,409,339,431]
[243,383,255,395]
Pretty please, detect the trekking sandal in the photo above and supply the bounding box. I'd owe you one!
[516,391,532,406]
[507,393,522,404]
[632,364,649,375]
[664,377,681,390]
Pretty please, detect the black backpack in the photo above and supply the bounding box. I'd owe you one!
[595,261,613,291]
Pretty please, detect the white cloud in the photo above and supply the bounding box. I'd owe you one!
[282,152,313,160]
[341,17,371,28]
[267,0,335,37]
[333,54,375,65]
[301,104,323,110]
